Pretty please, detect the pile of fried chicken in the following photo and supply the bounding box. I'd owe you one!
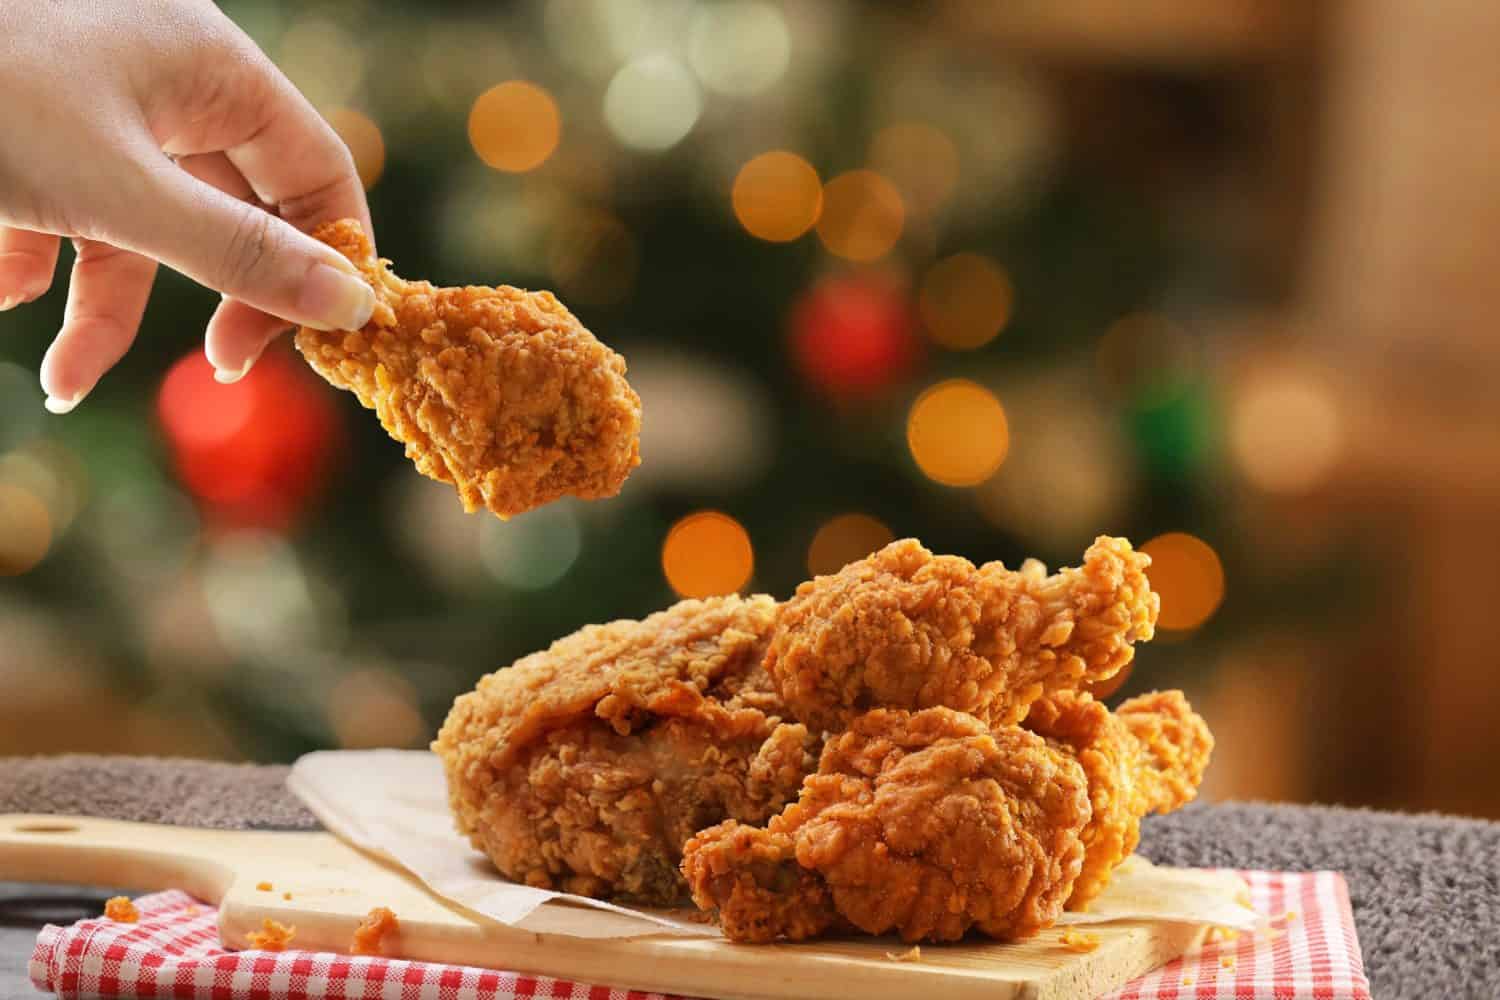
[303,221,1213,944]
[435,536,1213,944]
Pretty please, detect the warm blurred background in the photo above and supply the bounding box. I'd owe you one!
[3,0,1499,818]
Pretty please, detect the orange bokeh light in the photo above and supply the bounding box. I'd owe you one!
[732,151,823,242]
[326,108,386,191]
[662,511,754,598]
[1142,532,1225,631]
[0,483,52,576]
[816,169,905,261]
[468,81,561,173]
[906,379,1009,487]
[806,513,895,577]
[919,253,1014,350]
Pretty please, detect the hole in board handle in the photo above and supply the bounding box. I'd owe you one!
[12,822,81,834]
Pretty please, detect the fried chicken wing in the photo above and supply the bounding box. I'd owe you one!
[432,594,818,904]
[1023,689,1212,909]
[681,708,1091,943]
[296,220,641,519]
[764,536,1159,733]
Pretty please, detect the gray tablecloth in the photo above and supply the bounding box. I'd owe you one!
[4,755,1499,999]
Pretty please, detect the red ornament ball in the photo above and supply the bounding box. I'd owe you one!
[156,346,342,532]
[789,275,921,400]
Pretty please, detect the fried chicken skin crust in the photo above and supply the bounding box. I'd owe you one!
[432,595,818,904]
[764,536,1159,733]
[681,708,1091,943]
[1024,689,1212,909]
[296,219,641,519]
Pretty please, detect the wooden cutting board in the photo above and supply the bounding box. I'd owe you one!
[0,813,1214,1000]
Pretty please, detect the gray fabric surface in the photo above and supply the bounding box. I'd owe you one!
[4,756,1499,998]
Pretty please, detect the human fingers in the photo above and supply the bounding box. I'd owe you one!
[100,156,374,335]
[156,42,373,242]
[174,152,295,382]
[37,239,157,413]
[0,227,62,311]
[203,296,290,384]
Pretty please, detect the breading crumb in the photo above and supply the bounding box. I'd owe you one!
[1220,955,1236,969]
[885,946,922,962]
[1059,930,1100,953]
[1182,977,1195,986]
[282,892,292,900]
[247,919,296,951]
[1285,910,1299,921]
[255,882,273,892]
[351,907,399,956]
[103,897,138,923]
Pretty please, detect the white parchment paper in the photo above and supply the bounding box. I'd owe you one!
[287,749,1258,941]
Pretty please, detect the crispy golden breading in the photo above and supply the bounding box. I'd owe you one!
[246,919,295,951]
[1024,689,1212,909]
[296,220,641,518]
[765,536,1159,733]
[682,708,1091,943]
[103,896,138,923]
[432,595,819,904]
[1116,689,1215,814]
[350,907,399,956]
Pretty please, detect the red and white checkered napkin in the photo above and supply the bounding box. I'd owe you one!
[1099,870,1371,1000]
[30,872,1370,1000]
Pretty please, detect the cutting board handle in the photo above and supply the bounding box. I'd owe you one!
[0,814,235,902]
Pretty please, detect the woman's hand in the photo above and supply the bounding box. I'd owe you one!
[0,0,376,412]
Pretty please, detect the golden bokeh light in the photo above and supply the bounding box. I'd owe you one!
[548,207,639,306]
[1142,532,1225,631]
[662,511,754,598]
[906,379,1009,487]
[807,513,895,578]
[919,253,1014,350]
[326,108,386,191]
[328,668,427,750]
[1230,372,1343,494]
[732,152,823,243]
[468,81,561,173]
[868,122,960,216]
[0,483,52,576]
[816,169,905,262]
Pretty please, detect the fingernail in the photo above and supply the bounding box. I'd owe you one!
[299,263,374,331]
[44,392,83,415]
[0,296,17,312]
[213,359,254,385]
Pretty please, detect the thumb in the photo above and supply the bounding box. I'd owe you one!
[108,159,374,333]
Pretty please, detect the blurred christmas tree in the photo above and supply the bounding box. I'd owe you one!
[0,0,1362,762]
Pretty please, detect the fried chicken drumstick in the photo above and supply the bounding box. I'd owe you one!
[765,536,1159,733]
[681,708,1091,943]
[296,220,641,519]
[432,595,818,904]
[1023,689,1213,909]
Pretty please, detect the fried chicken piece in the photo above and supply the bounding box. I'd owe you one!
[764,536,1159,733]
[433,594,819,904]
[296,219,641,519]
[1023,689,1213,909]
[682,708,1091,943]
